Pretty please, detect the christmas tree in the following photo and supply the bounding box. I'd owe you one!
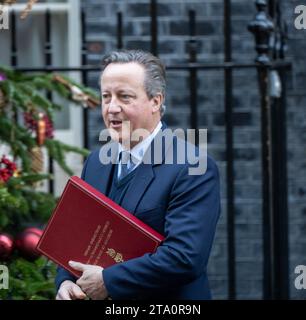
[0,66,99,299]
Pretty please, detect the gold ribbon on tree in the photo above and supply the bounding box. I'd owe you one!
[53,74,99,108]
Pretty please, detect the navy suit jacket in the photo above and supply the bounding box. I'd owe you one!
[55,124,221,300]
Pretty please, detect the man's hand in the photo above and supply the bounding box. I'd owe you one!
[69,261,109,300]
[56,280,87,300]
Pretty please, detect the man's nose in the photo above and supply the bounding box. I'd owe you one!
[108,98,121,113]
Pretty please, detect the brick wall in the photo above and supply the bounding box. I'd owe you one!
[281,0,306,300]
[81,0,306,299]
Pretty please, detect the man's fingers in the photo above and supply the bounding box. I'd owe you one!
[70,285,87,299]
[69,260,86,272]
[56,283,86,300]
[56,289,72,300]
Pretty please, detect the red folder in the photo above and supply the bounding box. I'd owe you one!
[37,176,164,277]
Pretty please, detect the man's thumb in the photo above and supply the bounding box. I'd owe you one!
[69,261,86,272]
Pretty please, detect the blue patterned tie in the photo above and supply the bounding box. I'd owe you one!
[119,151,136,180]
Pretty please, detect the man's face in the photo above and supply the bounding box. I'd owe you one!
[101,62,162,148]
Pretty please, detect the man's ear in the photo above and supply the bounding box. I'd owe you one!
[151,93,163,113]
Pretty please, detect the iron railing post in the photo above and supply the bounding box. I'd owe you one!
[249,0,275,300]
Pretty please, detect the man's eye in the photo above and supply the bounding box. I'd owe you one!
[121,95,131,100]
[102,94,110,100]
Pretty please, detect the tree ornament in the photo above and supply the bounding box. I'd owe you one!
[13,169,22,178]
[23,111,37,131]
[0,73,7,82]
[29,146,44,174]
[0,155,17,183]
[15,227,43,261]
[0,233,14,260]
[53,74,99,108]
[20,0,38,20]
[37,113,46,146]
[43,114,54,139]
[24,111,54,142]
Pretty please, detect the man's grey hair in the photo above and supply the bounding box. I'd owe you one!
[101,49,166,117]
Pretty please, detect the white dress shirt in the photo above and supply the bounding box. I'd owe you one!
[117,121,162,178]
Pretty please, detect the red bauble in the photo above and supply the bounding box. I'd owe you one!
[0,156,17,183]
[0,233,14,260]
[15,227,43,261]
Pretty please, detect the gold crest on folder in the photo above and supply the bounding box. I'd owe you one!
[106,248,124,263]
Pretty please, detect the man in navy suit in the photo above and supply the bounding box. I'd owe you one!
[55,49,220,300]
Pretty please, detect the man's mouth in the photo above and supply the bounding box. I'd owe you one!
[109,120,122,128]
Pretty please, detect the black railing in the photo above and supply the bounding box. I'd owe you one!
[6,0,291,299]
[81,9,89,150]
[45,9,54,195]
[248,0,290,300]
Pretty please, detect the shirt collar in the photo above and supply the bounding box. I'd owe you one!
[118,121,162,164]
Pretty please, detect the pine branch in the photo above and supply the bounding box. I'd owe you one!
[0,257,56,300]
[44,138,89,175]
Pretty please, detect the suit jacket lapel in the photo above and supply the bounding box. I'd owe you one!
[96,141,119,195]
